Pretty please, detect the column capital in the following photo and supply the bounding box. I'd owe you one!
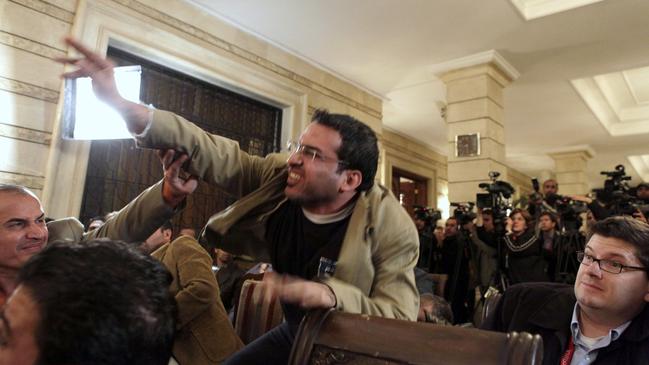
[548,146,596,161]
[433,50,520,87]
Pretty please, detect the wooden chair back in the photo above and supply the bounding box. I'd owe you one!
[289,309,543,365]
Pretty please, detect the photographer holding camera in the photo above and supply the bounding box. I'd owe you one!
[412,206,441,271]
[570,165,649,223]
[527,179,561,217]
[438,215,472,324]
[464,209,498,291]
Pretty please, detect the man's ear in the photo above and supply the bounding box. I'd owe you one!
[340,170,362,193]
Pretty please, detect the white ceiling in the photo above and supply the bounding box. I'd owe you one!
[184,0,649,190]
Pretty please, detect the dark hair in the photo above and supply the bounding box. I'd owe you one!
[539,211,558,225]
[588,216,649,271]
[19,240,176,365]
[419,293,453,325]
[311,109,378,191]
[481,209,494,218]
[510,208,532,224]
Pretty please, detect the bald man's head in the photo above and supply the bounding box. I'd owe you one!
[0,185,48,271]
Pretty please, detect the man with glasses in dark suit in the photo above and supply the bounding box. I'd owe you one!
[483,216,649,365]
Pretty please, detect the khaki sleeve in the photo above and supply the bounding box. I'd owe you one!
[135,109,286,196]
[82,180,177,243]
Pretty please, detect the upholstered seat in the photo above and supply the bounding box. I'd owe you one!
[234,279,284,344]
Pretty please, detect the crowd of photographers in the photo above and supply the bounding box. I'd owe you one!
[412,166,649,325]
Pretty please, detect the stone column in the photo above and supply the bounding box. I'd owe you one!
[437,52,519,203]
[550,149,594,195]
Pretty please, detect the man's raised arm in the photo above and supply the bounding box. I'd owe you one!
[56,37,150,134]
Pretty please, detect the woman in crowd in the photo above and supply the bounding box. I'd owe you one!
[503,209,549,285]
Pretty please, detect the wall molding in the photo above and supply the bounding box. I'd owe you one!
[0,31,67,59]
[0,76,59,103]
[0,170,45,190]
[0,123,51,145]
[10,0,75,23]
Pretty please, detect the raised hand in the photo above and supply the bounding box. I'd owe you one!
[56,37,123,105]
[159,149,199,208]
[55,37,149,133]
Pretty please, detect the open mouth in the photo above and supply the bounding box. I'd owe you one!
[287,171,302,185]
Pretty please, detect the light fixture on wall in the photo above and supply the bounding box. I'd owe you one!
[61,66,142,140]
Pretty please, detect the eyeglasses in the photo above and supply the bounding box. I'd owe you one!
[576,251,647,274]
[286,141,347,166]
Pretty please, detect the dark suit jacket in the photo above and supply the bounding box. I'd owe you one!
[153,236,243,365]
[482,282,649,365]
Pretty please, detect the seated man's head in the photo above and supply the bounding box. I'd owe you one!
[0,185,48,272]
[285,109,378,212]
[215,248,233,266]
[575,216,649,326]
[85,216,105,232]
[141,220,173,254]
[0,239,175,365]
[179,227,196,238]
[417,293,453,325]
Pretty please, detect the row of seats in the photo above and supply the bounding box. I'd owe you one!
[234,277,541,364]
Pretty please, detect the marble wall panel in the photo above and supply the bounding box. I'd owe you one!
[0,135,49,176]
[1,1,71,50]
[0,89,57,131]
[0,43,63,91]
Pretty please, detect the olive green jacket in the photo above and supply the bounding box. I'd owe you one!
[137,110,419,320]
[152,236,243,365]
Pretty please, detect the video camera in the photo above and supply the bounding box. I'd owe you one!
[450,202,476,225]
[596,165,649,216]
[476,171,515,231]
[413,205,442,227]
[529,176,586,231]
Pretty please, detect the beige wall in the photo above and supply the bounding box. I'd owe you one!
[507,166,533,200]
[380,129,448,213]
[0,0,76,197]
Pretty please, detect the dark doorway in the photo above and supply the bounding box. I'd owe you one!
[391,167,428,217]
[79,47,283,234]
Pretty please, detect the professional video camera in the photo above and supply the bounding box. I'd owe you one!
[596,164,648,216]
[450,202,476,225]
[413,205,442,227]
[476,171,515,231]
[528,177,586,231]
